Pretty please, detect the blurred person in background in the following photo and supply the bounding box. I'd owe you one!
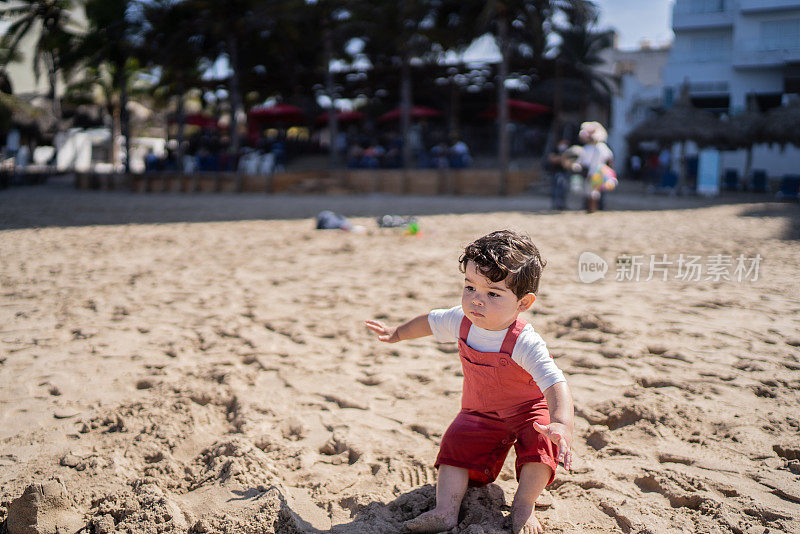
[577,122,613,213]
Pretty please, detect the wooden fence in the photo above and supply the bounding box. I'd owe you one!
[73,168,542,196]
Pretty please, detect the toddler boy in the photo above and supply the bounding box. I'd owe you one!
[366,230,574,534]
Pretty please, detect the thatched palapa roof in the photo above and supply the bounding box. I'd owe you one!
[762,101,800,148]
[722,110,766,150]
[627,92,727,148]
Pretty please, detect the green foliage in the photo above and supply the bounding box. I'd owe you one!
[552,1,615,99]
[0,0,618,149]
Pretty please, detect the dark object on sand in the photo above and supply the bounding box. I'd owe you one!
[316,211,352,230]
[377,215,417,228]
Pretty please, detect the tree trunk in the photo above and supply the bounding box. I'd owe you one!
[448,79,460,140]
[176,82,186,171]
[497,15,510,195]
[324,23,339,170]
[47,52,60,132]
[111,97,121,170]
[400,52,413,170]
[227,32,243,156]
[552,60,562,135]
[580,90,589,123]
[121,73,131,174]
[545,59,564,160]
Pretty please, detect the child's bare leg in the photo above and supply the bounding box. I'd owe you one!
[511,463,552,534]
[404,465,468,533]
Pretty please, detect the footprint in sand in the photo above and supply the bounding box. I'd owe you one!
[280,418,309,441]
[395,462,437,488]
[357,374,386,386]
[319,432,362,465]
[406,373,433,385]
[136,379,155,390]
[321,394,368,410]
[409,424,436,440]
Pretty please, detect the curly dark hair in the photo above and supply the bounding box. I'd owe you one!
[459,230,546,297]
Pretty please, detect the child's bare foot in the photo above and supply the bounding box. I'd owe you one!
[511,502,543,534]
[403,509,457,533]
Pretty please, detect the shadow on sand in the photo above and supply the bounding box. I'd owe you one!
[739,202,800,240]
[234,483,510,534]
[1,176,793,230]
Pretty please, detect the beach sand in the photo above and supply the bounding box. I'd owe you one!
[1,180,799,533]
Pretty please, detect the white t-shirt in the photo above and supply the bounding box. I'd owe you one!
[578,142,613,172]
[428,306,565,393]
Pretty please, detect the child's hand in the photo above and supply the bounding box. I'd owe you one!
[532,421,573,471]
[364,320,401,343]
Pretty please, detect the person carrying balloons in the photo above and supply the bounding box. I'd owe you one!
[577,121,615,213]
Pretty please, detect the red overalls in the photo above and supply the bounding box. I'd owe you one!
[435,316,558,486]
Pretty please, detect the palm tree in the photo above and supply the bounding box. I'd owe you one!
[1,44,21,132]
[304,0,355,169]
[139,0,204,168]
[0,0,80,127]
[476,0,558,194]
[0,41,23,75]
[551,1,615,123]
[71,0,141,171]
[181,0,293,155]
[425,1,486,140]
[1,68,25,135]
[356,0,439,169]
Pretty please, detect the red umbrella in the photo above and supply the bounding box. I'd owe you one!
[315,110,366,125]
[248,104,308,124]
[169,112,219,129]
[377,106,442,123]
[479,99,550,121]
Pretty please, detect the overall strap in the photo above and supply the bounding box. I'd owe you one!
[458,315,471,341]
[459,315,526,355]
[499,318,526,355]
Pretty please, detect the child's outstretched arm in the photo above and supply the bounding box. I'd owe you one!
[533,381,575,471]
[365,313,432,343]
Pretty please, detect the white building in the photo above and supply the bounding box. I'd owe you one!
[662,0,800,181]
[603,44,672,177]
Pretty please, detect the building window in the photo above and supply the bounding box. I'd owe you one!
[690,95,730,115]
[689,81,729,93]
[689,34,730,61]
[750,93,782,112]
[761,19,800,51]
[687,0,725,14]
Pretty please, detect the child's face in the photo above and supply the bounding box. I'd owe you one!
[461,260,533,331]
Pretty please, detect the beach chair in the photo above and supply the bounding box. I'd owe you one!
[751,170,767,193]
[776,174,800,200]
[723,169,739,191]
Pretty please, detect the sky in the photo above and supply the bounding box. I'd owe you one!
[594,0,675,50]
[460,0,676,64]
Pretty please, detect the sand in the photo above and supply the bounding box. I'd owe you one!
[1,180,799,533]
